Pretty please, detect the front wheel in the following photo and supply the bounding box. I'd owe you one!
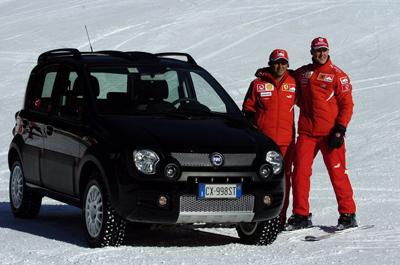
[9,160,42,218]
[236,217,281,245]
[82,178,126,248]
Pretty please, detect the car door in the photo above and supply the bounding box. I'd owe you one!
[41,65,86,195]
[20,64,59,185]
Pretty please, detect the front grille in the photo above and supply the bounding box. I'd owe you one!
[171,153,256,167]
[179,194,254,212]
[177,195,255,223]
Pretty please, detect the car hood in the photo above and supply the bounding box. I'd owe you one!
[95,114,275,153]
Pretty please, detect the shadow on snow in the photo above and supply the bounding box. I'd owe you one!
[0,201,238,247]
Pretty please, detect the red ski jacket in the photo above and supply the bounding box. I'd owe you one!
[243,69,296,146]
[295,58,354,136]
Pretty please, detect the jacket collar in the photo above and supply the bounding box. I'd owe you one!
[312,56,332,72]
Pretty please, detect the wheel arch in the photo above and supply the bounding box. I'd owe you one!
[8,135,23,170]
[77,153,118,208]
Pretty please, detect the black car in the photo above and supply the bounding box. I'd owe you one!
[8,49,284,247]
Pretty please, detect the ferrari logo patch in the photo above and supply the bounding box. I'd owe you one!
[282,83,296,93]
[317,73,334,83]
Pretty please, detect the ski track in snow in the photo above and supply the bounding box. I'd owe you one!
[0,0,400,264]
[353,81,400,93]
[197,3,347,62]
[77,22,150,50]
[182,4,309,53]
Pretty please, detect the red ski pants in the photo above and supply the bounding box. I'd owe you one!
[292,134,356,216]
[279,142,295,224]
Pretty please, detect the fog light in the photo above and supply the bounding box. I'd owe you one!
[259,164,272,179]
[263,195,272,206]
[158,195,168,207]
[164,163,179,179]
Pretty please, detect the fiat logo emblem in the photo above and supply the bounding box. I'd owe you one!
[210,152,224,167]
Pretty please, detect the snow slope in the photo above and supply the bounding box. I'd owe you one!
[0,0,399,264]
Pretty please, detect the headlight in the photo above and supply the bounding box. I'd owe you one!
[133,149,160,174]
[266,151,282,174]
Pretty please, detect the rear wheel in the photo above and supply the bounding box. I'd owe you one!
[236,217,281,245]
[9,160,42,218]
[82,177,126,248]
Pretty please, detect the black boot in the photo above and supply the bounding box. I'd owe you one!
[336,213,357,230]
[285,213,312,231]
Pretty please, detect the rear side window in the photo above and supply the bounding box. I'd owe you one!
[55,67,86,119]
[41,72,56,98]
[91,72,127,99]
[26,65,59,113]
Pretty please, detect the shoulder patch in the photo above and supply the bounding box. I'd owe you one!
[341,84,351,92]
[340,76,349,84]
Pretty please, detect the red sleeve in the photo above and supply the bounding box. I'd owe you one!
[335,72,354,127]
[242,80,257,113]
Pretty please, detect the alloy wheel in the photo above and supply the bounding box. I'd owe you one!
[85,185,104,238]
[10,165,24,209]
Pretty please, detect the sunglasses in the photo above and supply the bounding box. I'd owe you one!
[313,47,329,52]
[272,60,288,66]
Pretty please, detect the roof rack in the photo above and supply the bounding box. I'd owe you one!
[37,49,197,65]
[96,50,160,64]
[155,52,197,65]
[38,48,81,64]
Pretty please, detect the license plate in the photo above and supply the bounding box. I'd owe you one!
[198,183,242,199]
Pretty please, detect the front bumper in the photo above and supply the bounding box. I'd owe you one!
[114,174,284,224]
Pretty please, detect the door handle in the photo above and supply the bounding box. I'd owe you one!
[46,125,54,136]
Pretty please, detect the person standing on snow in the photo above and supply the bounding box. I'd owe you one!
[243,49,297,229]
[286,37,357,231]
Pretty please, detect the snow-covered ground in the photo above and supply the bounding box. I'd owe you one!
[0,0,399,264]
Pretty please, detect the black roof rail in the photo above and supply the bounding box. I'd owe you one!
[96,50,159,64]
[155,52,197,65]
[38,48,81,64]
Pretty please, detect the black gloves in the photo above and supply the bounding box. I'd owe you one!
[328,124,346,149]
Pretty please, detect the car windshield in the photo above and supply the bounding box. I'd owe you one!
[87,65,240,117]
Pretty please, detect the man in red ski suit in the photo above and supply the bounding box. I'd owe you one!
[286,37,357,231]
[243,49,296,228]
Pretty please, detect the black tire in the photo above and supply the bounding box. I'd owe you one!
[236,217,281,245]
[9,160,42,218]
[82,177,126,248]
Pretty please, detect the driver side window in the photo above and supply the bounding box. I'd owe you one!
[164,71,188,103]
[190,72,227,112]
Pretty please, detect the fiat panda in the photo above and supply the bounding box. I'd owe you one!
[8,49,284,247]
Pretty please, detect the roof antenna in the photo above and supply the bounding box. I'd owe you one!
[85,25,94,52]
